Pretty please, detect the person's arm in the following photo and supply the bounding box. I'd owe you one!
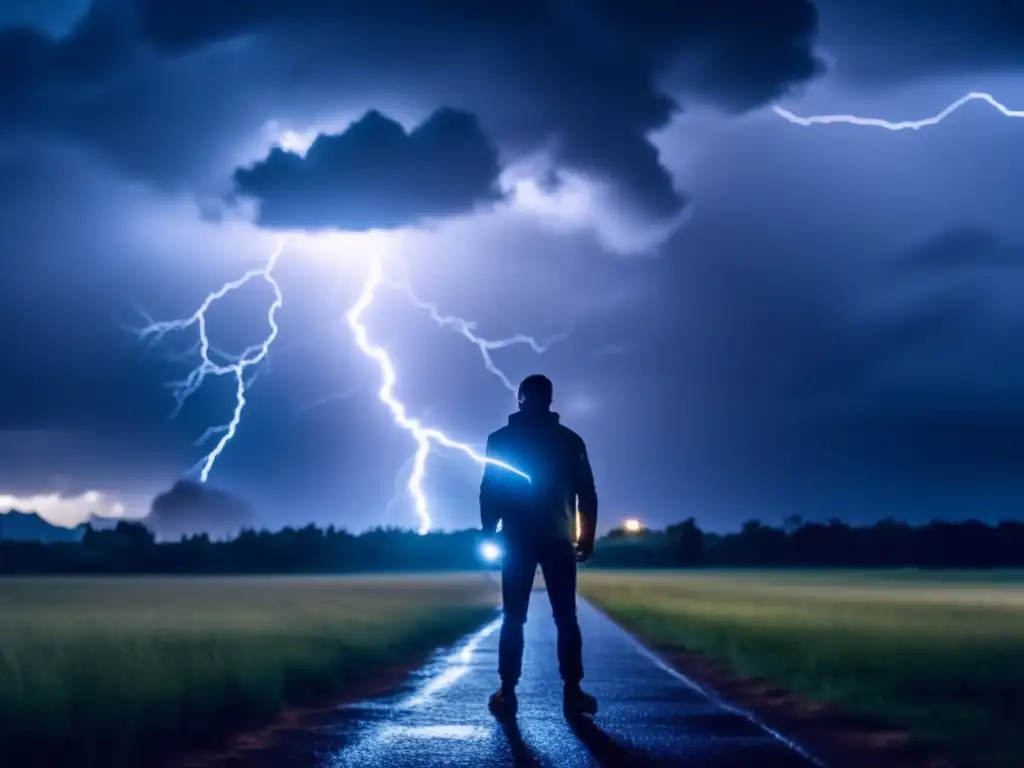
[574,437,598,557]
[479,434,502,534]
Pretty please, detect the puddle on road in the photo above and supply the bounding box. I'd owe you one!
[378,724,490,740]
[399,616,502,709]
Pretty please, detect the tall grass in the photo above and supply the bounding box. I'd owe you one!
[0,575,499,767]
[579,570,1024,768]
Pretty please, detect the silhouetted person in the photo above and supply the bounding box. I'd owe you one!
[480,374,599,719]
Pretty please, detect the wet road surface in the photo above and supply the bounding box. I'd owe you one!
[207,590,818,767]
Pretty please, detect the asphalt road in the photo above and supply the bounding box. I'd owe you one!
[204,590,818,767]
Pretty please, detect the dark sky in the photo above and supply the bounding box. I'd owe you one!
[2,1,1024,534]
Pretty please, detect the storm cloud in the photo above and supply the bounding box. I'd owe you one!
[233,108,503,231]
[819,0,1024,85]
[147,480,254,541]
[2,0,823,228]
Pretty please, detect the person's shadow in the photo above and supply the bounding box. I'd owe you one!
[495,713,656,767]
[495,717,542,767]
[565,714,658,767]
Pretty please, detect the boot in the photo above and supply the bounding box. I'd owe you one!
[488,684,518,718]
[563,684,598,717]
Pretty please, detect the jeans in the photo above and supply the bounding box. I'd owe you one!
[498,539,583,687]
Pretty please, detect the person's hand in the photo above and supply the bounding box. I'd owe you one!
[575,541,593,563]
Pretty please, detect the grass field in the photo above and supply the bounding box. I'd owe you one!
[0,575,499,767]
[579,570,1024,768]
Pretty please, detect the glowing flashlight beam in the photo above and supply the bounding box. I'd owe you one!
[347,256,529,534]
[391,279,567,393]
[138,238,286,481]
[773,91,1024,131]
[479,540,502,562]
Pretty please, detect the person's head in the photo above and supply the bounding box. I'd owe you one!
[518,374,553,413]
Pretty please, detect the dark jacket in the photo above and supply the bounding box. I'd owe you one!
[479,410,598,548]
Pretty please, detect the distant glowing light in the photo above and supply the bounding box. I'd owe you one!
[624,518,642,533]
[772,91,1024,131]
[479,540,503,562]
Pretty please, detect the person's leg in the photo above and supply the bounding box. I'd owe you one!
[497,543,537,690]
[538,540,583,686]
[539,540,597,716]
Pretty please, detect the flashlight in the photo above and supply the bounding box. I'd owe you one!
[479,540,503,562]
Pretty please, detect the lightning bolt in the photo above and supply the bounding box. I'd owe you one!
[138,237,286,481]
[139,241,526,534]
[392,278,567,393]
[347,256,530,534]
[772,91,1024,131]
[140,89,1017,529]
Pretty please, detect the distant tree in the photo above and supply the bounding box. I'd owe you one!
[782,515,803,534]
[665,517,704,565]
[84,521,155,549]
[5,514,1024,576]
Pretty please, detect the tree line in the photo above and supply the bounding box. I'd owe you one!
[598,516,1024,569]
[1,516,1022,574]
